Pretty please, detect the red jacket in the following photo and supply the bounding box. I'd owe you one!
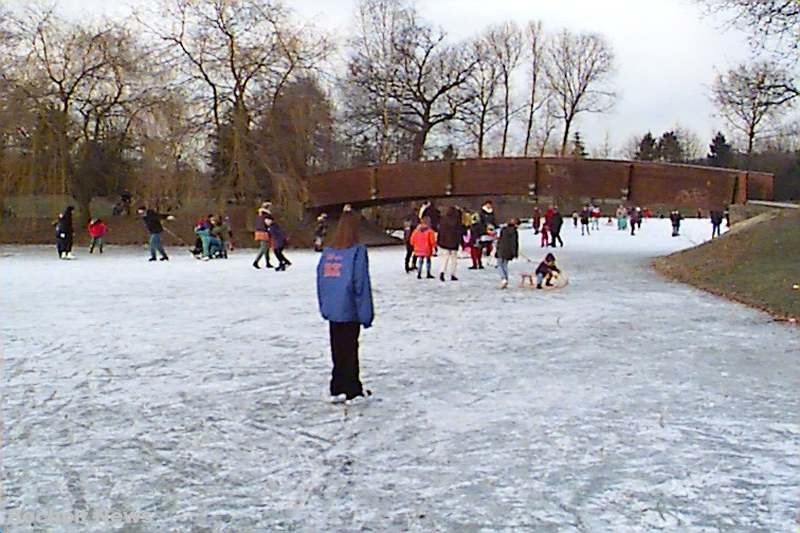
[88,222,108,238]
[410,225,437,257]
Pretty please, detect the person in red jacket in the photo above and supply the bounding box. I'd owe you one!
[410,217,437,279]
[87,219,108,254]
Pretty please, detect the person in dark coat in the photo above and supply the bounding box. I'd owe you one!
[669,210,682,237]
[421,201,441,232]
[317,211,374,404]
[55,206,75,259]
[436,207,463,282]
[137,206,173,261]
[495,219,519,289]
[549,208,564,248]
[710,210,724,238]
[265,215,291,271]
[629,207,639,236]
[535,252,561,289]
[580,205,591,236]
[479,200,496,228]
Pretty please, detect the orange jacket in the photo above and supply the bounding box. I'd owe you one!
[410,225,437,257]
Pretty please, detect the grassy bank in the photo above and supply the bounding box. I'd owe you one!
[653,209,800,322]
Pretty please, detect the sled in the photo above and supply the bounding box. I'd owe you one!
[519,272,569,290]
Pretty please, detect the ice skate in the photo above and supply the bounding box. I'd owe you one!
[500,279,508,289]
[330,394,347,404]
[439,273,445,282]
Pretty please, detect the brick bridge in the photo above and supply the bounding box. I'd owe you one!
[304,157,773,211]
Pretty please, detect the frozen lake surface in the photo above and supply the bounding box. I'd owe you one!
[3,219,799,531]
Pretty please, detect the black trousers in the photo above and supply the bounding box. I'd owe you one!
[550,232,564,247]
[274,247,290,266]
[329,321,363,399]
[405,243,415,271]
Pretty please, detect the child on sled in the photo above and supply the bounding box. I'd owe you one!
[535,252,561,289]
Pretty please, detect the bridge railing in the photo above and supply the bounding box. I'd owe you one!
[305,157,773,210]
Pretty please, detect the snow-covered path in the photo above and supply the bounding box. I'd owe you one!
[3,219,798,532]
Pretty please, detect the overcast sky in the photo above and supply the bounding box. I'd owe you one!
[50,0,755,155]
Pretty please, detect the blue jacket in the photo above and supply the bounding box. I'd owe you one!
[317,244,374,328]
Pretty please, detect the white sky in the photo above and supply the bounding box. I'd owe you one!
[47,0,755,155]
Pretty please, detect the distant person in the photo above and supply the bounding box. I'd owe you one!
[137,206,173,261]
[317,210,374,404]
[211,215,232,258]
[314,213,329,252]
[410,216,437,279]
[572,211,579,228]
[580,205,591,236]
[422,200,441,232]
[710,210,724,238]
[540,223,550,248]
[265,214,291,271]
[496,218,519,289]
[629,207,639,236]
[591,205,601,231]
[549,208,564,248]
[532,206,542,235]
[616,205,628,231]
[252,206,273,269]
[669,210,682,237]
[436,207,463,282]
[479,200,496,228]
[87,218,108,254]
[403,217,416,273]
[54,206,75,259]
[468,213,485,270]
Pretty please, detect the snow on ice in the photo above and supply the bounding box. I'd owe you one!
[2,218,799,531]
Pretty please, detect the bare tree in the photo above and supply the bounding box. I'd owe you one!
[696,0,800,58]
[712,62,796,165]
[139,0,331,194]
[460,33,502,157]
[345,0,405,163]
[345,0,476,161]
[545,29,616,156]
[486,22,523,156]
[522,20,549,157]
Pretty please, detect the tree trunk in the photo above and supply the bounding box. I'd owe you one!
[411,127,430,161]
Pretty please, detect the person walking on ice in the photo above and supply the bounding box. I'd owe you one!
[137,206,174,261]
[252,206,273,269]
[436,206,463,281]
[496,218,519,289]
[87,218,108,254]
[317,210,374,404]
[265,214,291,271]
[410,217,437,279]
[54,206,75,259]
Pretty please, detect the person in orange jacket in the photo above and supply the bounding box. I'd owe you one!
[409,217,437,279]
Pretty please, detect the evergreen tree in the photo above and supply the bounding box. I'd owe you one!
[570,131,588,158]
[708,132,733,167]
[657,131,684,163]
[635,132,658,161]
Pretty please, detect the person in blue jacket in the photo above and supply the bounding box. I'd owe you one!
[317,209,374,403]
